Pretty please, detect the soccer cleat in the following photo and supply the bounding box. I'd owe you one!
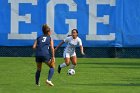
[46,80,54,86]
[58,65,61,74]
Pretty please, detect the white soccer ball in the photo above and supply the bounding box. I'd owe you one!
[67,69,75,75]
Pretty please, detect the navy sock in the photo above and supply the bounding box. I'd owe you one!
[48,68,54,81]
[35,70,41,85]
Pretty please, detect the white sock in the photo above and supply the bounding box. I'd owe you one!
[70,64,76,69]
[60,63,67,68]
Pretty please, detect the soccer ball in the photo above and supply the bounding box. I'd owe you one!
[67,69,75,75]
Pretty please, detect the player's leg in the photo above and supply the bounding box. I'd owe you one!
[35,58,42,86]
[44,56,55,86]
[58,52,70,73]
[61,57,71,67]
[45,62,55,86]
[46,61,55,81]
[70,52,77,69]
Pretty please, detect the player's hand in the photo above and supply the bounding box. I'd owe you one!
[51,57,55,62]
[54,48,58,52]
[81,52,85,55]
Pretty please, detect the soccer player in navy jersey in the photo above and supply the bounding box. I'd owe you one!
[33,24,55,86]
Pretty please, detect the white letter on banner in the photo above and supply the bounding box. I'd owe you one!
[47,0,77,40]
[8,0,37,40]
[86,0,116,40]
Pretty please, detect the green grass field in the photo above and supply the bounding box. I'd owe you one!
[0,57,140,93]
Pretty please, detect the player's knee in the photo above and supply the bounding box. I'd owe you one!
[49,64,55,68]
[48,61,55,68]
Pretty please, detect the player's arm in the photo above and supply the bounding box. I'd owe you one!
[55,36,70,51]
[50,38,55,68]
[50,38,55,58]
[54,40,65,51]
[80,45,85,55]
[33,40,37,49]
[79,39,85,55]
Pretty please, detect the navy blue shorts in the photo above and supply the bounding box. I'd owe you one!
[36,55,51,63]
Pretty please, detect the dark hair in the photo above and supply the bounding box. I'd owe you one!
[71,29,78,34]
[42,24,50,35]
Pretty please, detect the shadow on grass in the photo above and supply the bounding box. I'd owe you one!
[73,83,140,86]
[79,62,140,69]
[84,66,140,69]
[79,62,140,67]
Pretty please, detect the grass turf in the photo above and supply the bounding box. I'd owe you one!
[0,57,140,93]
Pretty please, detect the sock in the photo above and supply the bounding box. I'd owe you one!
[70,64,76,69]
[35,70,41,85]
[60,63,67,68]
[48,68,54,81]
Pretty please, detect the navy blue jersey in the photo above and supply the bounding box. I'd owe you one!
[36,35,51,57]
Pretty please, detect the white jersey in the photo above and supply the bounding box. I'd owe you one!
[64,36,82,53]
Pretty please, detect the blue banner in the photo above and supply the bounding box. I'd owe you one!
[0,0,140,47]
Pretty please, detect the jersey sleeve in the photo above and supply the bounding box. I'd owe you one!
[64,37,70,43]
[78,38,82,46]
[36,37,40,42]
[50,36,52,41]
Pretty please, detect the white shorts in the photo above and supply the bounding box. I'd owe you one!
[63,51,76,58]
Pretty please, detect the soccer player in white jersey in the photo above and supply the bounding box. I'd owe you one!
[55,29,85,73]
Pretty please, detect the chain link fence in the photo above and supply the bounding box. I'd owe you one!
[0,47,140,58]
